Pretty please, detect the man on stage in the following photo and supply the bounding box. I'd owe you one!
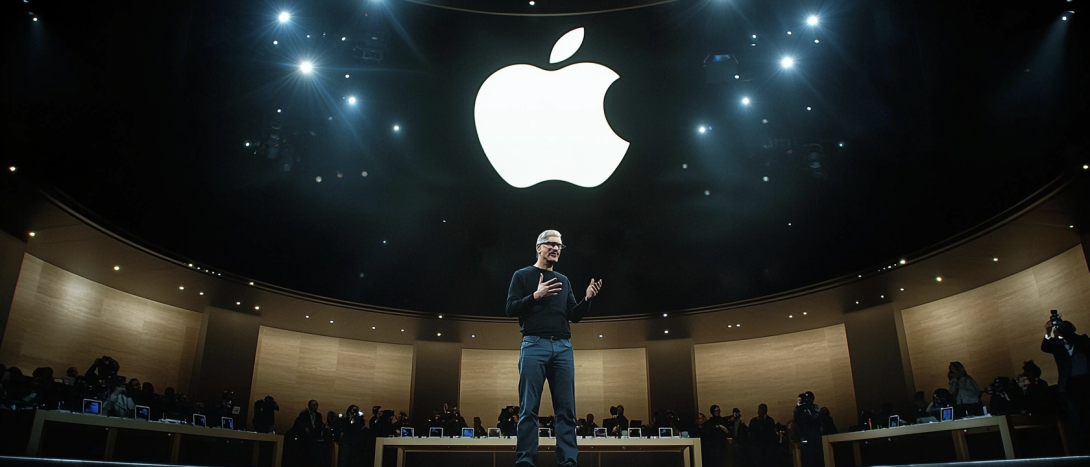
[506,230,603,467]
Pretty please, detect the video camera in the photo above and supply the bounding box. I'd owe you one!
[985,376,1016,395]
[1050,310,1073,335]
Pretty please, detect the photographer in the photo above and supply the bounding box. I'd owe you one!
[498,406,518,437]
[1042,314,1090,453]
[793,392,822,467]
[947,362,983,417]
[253,395,279,433]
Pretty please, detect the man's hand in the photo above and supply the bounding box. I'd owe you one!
[586,278,603,301]
[533,274,563,300]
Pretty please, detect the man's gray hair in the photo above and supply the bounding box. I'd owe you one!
[536,230,562,245]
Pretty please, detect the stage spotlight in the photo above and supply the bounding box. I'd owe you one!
[698,126,706,133]
[807,15,819,26]
[278,12,290,23]
[781,57,794,68]
[300,61,313,73]
[741,97,751,105]
[348,96,357,104]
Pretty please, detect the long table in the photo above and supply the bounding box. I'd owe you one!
[25,410,284,467]
[374,436,702,467]
[821,415,1014,467]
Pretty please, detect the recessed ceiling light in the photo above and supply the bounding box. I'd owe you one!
[807,15,819,26]
[900,288,904,291]
[471,334,476,338]
[734,74,740,79]
[1083,164,1088,170]
[993,258,999,262]
[855,301,859,304]
[736,324,740,327]
[663,313,668,317]
[8,167,16,172]
[330,320,335,324]
[401,329,405,332]
[880,295,884,299]
[249,282,254,285]
[255,306,260,310]
[1070,225,1075,229]
[342,37,346,41]
[273,40,278,45]
[599,334,603,338]
[900,259,906,265]
[236,301,241,305]
[803,312,808,315]
[814,39,820,44]
[199,292,204,295]
[316,176,322,182]
[305,315,310,318]
[704,190,710,196]
[728,325,732,328]
[806,107,812,111]
[179,286,185,290]
[936,277,943,282]
[437,332,442,336]
[664,330,669,334]
[278,11,290,23]
[438,314,443,319]
[300,61,313,73]
[393,125,400,131]
[698,126,706,133]
[787,31,792,35]
[372,326,376,330]
[188,264,193,267]
[361,171,368,177]
[741,97,751,105]
[28,232,35,237]
[113,266,120,271]
[789,315,793,318]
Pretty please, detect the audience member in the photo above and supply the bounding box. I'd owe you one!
[695,413,710,467]
[291,400,327,467]
[613,404,629,435]
[749,404,776,467]
[340,405,366,467]
[793,392,822,467]
[326,411,341,441]
[253,395,279,433]
[106,381,136,417]
[62,367,79,386]
[912,391,929,420]
[818,407,838,435]
[369,406,381,429]
[947,361,983,416]
[473,416,486,437]
[704,405,730,467]
[1042,316,1090,453]
[498,406,518,436]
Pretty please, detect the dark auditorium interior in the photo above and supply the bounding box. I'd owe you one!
[1,1,1089,467]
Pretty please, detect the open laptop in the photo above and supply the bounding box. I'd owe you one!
[135,405,150,421]
[428,427,443,438]
[222,417,234,430]
[658,427,673,438]
[193,414,207,427]
[627,428,642,438]
[487,428,500,438]
[539,428,552,438]
[82,399,102,415]
[461,427,475,438]
[593,427,607,438]
[401,427,415,438]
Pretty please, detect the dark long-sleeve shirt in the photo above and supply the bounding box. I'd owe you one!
[506,266,591,338]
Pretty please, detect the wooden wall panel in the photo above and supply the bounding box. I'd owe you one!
[250,326,414,434]
[0,255,201,392]
[459,348,648,427]
[902,245,1090,397]
[695,325,857,431]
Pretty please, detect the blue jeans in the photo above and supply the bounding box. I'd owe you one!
[517,336,577,467]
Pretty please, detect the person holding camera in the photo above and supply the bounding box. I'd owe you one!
[793,392,822,467]
[505,230,602,467]
[253,395,279,433]
[1042,314,1090,453]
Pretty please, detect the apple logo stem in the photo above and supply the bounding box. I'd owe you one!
[475,27,630,188]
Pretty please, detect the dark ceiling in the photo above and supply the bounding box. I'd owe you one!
[3,0,1086,317]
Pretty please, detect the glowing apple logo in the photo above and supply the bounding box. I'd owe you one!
[474,27,629,188]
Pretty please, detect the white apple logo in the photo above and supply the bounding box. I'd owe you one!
[474,27,629,188]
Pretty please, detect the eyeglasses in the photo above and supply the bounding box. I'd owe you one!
[538,242,566,250]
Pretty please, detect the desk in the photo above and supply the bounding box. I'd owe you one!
[821,416,1014,467]
[25,410,284,467]
[374,437,702,467]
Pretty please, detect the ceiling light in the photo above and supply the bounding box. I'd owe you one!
[698,126,706,133]
[728,325,732,328]
[255,306,260,310]
[529,1,535,5]
[471,334,476,338]
[277,109,281,113]
[316,176,322,182]
[362,171,369,177]
[807,15,819,26]
[438,314,443,319]
[199,292,204,295]
[1070,225,1075,229]
[598,334,603,338]
[1083,165,1088,170]
[993,258,999,262]
[781,57,794,68]
[236,301,241,305]
[393,125,400,131]
[806,106,812,111]
[803,312,808,315]
[736,324,740,327]
[113,266,120,271]
[330,320,335,324]
[663,313,668,317]
[787,31,792,35]
[249,282,254,285]
[752,35,757,39]
[664,330,669,334]
[789,315,793,318]
[880,295,884,299]
[372,326,376,330]
[936,277,943,282]
[734,74,740,79]
[437,333,442,336]
[855,301,859,304]
[305,315,310,318]
[1063,16,1067,21]
[682,163,688,169]
[273,40,278,45]
[8,167,15,172]
[348,96,357,104]
[762,176,769,182]
[342,37,346,41]
[345,74,350,78]
[300,61,313,73]
[179,286,185,290]
[28,232,35,237]
[278,12,290,23]
[900,288,904,291]
[814,39,820,44]
[899,259,906,264]
[401,329,405,332]
[741,97,751,105]
[32,17,38,22]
